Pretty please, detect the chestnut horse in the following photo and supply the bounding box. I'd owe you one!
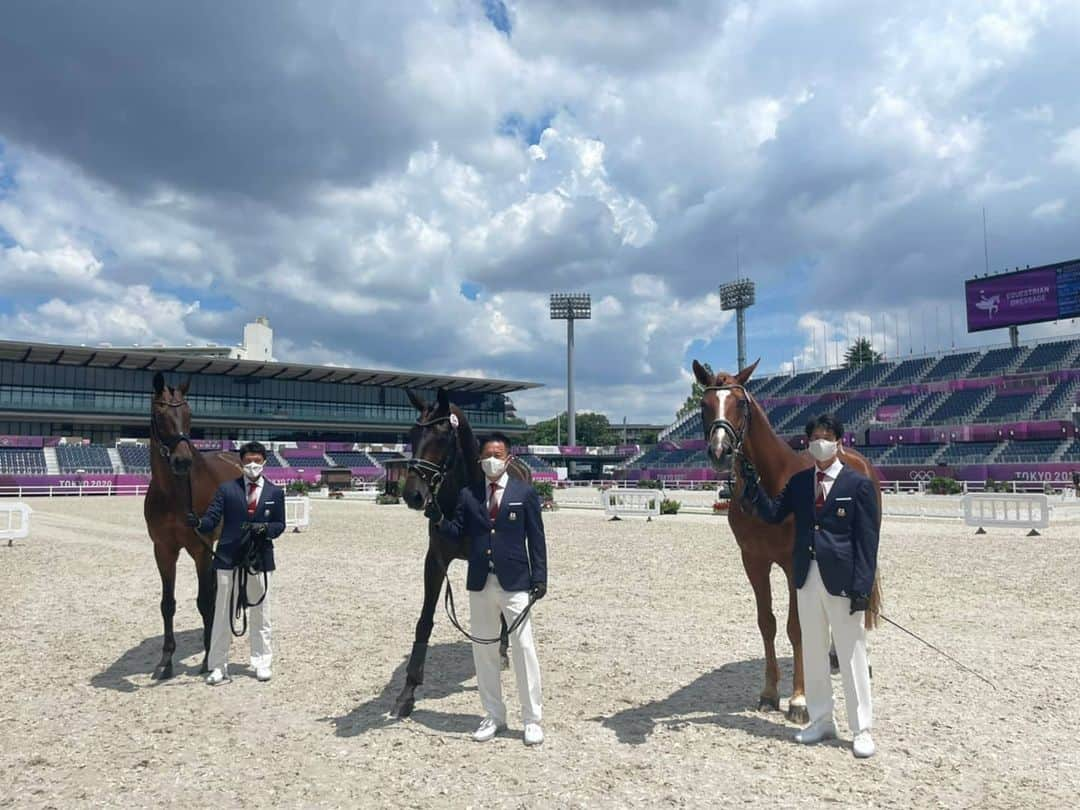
[143,372,240,679]
[390,388,528,717]
[693,359,881,723]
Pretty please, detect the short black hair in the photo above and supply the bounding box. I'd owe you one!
[805,414,844,440]
[481,432,513,454]
[238,440,268,461]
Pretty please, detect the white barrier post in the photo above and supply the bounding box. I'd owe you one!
[1,502,33,547]
[285,496,311,532]
[601,489,661,521]
[962,493,1050,537]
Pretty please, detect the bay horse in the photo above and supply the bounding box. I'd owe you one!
[390,387,530,718]
[692,359,882,724]
[144,372,240,679]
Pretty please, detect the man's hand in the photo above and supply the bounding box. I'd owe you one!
[849,593,870,614]
[185,512,200,529]
[423,500,443,523]
[530,582,547,601]
[248,523,268,537]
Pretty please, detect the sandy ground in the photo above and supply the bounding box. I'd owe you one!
[1,495,1078,809]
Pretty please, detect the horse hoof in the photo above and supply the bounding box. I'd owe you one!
[829,652,840,674]
[757,696,780,712]
[391,699,415,719]
[786,704,810,725]
[500,655,510,671]
[152,665,174,681]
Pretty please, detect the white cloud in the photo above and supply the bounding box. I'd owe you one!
[1031,198,1066,220]
[1053,128,1080,171]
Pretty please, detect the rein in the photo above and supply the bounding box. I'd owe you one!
[411,412,537,645]
[703,384,761,504]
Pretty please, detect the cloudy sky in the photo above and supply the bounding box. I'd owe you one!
[2,1,1079,423]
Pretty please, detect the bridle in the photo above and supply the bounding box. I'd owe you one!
[702,383,760,500]
[151,399,196,461]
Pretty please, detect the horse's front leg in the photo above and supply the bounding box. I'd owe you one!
[780,557,809,724]
[152,539,180,680]
[391,548,444,718]
[741,551,780,711]
[194,542,216,674]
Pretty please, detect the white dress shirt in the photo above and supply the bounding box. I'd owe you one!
[816,457,845,500]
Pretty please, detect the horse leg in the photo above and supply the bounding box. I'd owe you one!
[194,546,216,674]
[152,540,180,680]
[779,558,809,724]
[499,615,510,671]
[742,552,780,712]
[391,549,444,718]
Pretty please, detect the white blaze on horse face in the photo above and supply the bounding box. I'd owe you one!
[711,390,732,455]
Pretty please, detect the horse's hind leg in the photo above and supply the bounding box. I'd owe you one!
[392,549,443,718]
[194,546,216,674]
[742,552,780,712]
[152,540,180,680]
[780,558,809,724]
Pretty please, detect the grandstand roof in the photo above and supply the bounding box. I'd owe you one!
[0,339,540,395]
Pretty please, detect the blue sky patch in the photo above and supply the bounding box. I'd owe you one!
[482,0,511,35]
[460,280,482,301]
[498,111,555,146]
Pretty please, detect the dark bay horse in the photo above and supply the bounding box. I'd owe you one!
[390,387,530,718]
[144,372,240,679]
[693,359,882,724]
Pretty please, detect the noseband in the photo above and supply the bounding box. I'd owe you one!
[151,400,195,462]
[703,384,753,459]
[407,413,460,500]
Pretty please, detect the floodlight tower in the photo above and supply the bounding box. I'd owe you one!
[719,278,756,371]
[549,293,591,449]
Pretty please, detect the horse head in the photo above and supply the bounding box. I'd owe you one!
[693,358,759,468]
[402,387,469,511]
[151,371,195,477]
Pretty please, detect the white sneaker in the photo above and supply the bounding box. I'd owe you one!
[256,667,272,682]
[524,723,544,746]
[472,716,506,742]
[794,717,836,745]
[205,668,228,686]
[853,730,876,758]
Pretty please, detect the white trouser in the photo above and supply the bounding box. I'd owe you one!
[798,561,872,733]
[208,568,272,673]
[469,574,543,725]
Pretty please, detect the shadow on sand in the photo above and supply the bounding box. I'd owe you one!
[90,628,205,692]
[591,656,843,750]
[322,641,480,737]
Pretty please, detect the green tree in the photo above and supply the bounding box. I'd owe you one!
[526,411,619,446]
[844,338,883,368]
[676,362,713,419]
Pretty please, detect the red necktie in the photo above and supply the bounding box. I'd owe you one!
[488,482,501,522]
[248,481,259,517]
[815,471,827,510]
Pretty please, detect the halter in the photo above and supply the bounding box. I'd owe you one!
[406,413,460,500]
[151,399,195,460]
[702,383,761,502]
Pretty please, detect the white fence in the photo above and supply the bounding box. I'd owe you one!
[285,496,311,531]
[1,502,33,546]
[0,484,149,498]
[962,493,1050,534]
[601,489,661,520]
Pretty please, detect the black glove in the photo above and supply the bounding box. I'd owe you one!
[248,522,268,537]
[849,593,870,614]
[423,500,443,523]
[185,512,200,529]
[530,582,547,601]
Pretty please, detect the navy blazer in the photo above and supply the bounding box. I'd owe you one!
[196,477,286,571]
[751,465,879,598]
[438,476,548,592]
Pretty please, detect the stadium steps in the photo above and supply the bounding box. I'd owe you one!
[984,441,1008,463]
[1051,439,1072,462]
[1064,342,1080,369]
[270,450,289,467]
[43,446,60,475]
[1035,379,1080,420]
[107,448,125,474]
[659,409,699,442]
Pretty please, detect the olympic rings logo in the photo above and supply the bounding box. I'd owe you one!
[908,470,935,481]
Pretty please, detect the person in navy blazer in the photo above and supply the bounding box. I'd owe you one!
[747,414,879,758]
[430,432,548,746]
[187,440,286,685]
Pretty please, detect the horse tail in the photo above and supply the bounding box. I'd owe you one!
[865,569,882,631]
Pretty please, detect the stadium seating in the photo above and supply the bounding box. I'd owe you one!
[884,444,940,464]
[1058,439,1080,462]
[764,403,799,428]
[56,445,113,473]
[856,445,893,463]
[879,357,934,387]
[263,452,285,468]
[118,445,151,473]
[370,452,405,463]
[832,397,880,428]
[327,451,379,467]
[937,442,1001,465]
[518,454,556,473]
[770,371,822,397]
[843,362,894,390]
[748,375,789,398]
[900,392,947,425]
[0,448,48,474]
[777,400,830,432]
[664,412,704,442]
[996,439,1064,463]
[920,389,992,425]
[1033,380,1080,420]
[281,455,330,468]
[1015,340,1079,373]
[808,367,855,393]
[968,347,1026,377]
[973,391,1037,423]
[923,351,979,382]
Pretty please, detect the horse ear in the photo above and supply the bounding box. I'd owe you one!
[692,360,714,387]
[178,376,191,396]
[406,389,426,412]
[735,358,760,385]
[436,388,450,412]
[153,372,166,396]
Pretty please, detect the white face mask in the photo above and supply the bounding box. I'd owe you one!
[808,439,838,463]
[480,456,507,479]
[243,462,264,481]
